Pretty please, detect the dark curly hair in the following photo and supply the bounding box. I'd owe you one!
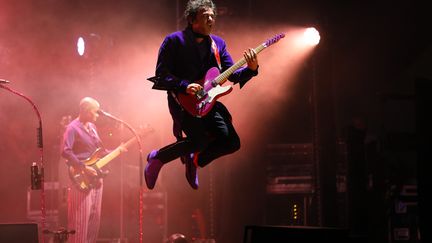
[184,0,217,24]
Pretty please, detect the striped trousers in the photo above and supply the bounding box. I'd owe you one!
[67,181,103,243]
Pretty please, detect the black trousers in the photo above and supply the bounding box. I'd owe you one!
[156,103,240,167]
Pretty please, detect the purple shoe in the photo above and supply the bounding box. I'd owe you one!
[184,153,199,190]
[144,150,164,189]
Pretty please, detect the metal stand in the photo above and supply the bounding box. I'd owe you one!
[99,111,145,243]
[119,124,125,241]
[1,81,46,242]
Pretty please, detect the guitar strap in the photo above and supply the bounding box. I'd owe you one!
[210,36,222,70]
[89,124,107,150]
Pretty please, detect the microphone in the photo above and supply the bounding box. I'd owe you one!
[0,79,10,84]
[98,109,120,121]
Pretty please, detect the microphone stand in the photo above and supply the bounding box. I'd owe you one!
[99,111,145,242]
[99,111,144,182]
[1,82,46,243]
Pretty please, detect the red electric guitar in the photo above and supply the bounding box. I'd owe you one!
[177,33,285,117]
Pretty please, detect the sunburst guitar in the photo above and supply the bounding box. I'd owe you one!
[69,127,152,191]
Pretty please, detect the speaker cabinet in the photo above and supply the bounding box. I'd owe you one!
[244,225,348,243]
[0,223,39,243]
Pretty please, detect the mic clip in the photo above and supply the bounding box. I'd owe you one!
[98,109,122,122]
[31,162,43,190]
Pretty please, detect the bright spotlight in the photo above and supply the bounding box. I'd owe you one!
[303,27,320,46]
[77,37,85,56]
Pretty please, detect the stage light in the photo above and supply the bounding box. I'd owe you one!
[77,37,85,56]
[303,27,320,46]
[165,233,188,243]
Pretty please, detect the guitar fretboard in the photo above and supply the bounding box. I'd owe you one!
[214,43,266,85]
[95,136,137,169]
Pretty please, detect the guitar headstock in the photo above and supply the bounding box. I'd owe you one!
[264,33,285,47]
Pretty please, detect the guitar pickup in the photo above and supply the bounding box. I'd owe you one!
[211,80,218,87]
[195,89,207,100]
[197,97,210,111]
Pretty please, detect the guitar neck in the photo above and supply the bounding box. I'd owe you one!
[95,136,137,169]
[215,43,266,85]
